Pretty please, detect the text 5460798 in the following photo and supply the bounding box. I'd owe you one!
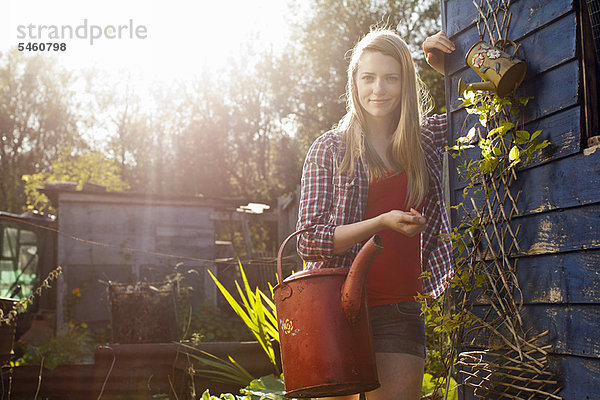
[18,43,66,52]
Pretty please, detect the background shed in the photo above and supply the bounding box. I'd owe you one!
[55,190,225,331]
[443,0,600,398]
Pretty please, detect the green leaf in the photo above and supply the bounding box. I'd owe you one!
[478,113,487,126]
[488,125,502,136]
[519,96,533,106]
[220,394,244,400]
[460,97,473,107]
[535,140,550,150]
[179,345,255,386]
[240,374,289,400]
[208,270,256,331]
[502,121,515,132]
[209,267,280,374]
[509,146,520,162]
[258,289,276,312]
[481,159,492,173]
[228,355,256,382]
[515,130,530,141]
[531,130,542,141]
[258,292,279,341]
[235,282,253,320]
[422,373,435,394]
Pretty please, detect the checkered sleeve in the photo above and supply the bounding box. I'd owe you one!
[296,133,337,261]
[421,113,455,298]
[421,201,454,298]
[423,113,448,157]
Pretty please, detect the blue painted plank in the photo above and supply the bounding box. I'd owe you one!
[452,202,600,257]
[512,105,581,165]
[515,62,581,122]
[458,250,600,305]
[551,355,600,399]
[525,147,594,212]
[516,250,600,304]
[516,203,600,256]
[451,142,595,216]
[445,10,577,78]
[444,0,477,37]
[445,0,574,40]
[447,106,478,140]
[503,0,575,39]
[449,204,600,289]
[518,12,578,76]
[465,304,600,358]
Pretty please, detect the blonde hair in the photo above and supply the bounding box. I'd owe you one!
[338,28,433,208]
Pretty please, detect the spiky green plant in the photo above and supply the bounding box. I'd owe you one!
[179,343,255,387]
[208,261,279,374]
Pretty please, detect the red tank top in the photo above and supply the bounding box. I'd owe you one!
[365,171,423,306]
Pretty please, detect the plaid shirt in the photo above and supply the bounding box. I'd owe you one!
[296,114,454,299]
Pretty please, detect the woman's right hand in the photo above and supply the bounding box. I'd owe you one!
[333,208,427,254]
[423,30,455,75]
[380,208,427,237]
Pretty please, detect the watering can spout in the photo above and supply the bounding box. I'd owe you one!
[458,78,496,95]
[342,235,383,324]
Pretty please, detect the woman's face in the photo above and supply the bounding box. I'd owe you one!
[355,50,403,125]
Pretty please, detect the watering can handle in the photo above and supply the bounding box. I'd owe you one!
[496,39,521,58]
[276,227,313,284]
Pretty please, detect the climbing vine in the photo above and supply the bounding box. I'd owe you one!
[419,89,557,399]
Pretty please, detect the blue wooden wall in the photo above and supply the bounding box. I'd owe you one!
[442,0,600,398]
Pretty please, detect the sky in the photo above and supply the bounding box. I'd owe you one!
[1,0,292,83]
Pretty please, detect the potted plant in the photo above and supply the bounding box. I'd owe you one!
[108,279,178,343]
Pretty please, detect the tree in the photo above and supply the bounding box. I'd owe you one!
[0,50,84,212]
[280,0,445,152]
[168,76,234,198]
[221,47,303,202]
[151,48,304,203]
[22,147,129,214]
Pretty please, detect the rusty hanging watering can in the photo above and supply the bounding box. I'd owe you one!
[458,40,527,98]
[274,228,383,398]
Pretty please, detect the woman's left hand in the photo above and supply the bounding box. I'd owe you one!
[423,30,455,75]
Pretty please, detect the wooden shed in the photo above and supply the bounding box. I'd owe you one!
[54,189,231,331]
[443,0,599,398]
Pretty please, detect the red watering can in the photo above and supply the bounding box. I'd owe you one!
[274,229,383,398]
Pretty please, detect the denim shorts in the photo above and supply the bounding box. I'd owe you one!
[368,301,426,359]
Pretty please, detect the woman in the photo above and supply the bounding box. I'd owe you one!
[296,29,455,400]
